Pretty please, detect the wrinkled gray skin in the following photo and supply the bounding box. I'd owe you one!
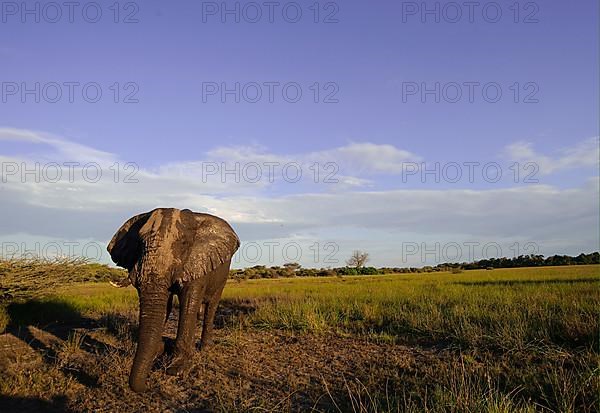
[107,208,240,393]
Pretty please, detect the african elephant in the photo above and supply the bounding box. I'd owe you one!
[107,208,240,393]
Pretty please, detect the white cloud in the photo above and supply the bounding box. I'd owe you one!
[0,127,116,164]
[1,181,597,267]
[308,142,420,174]
[505,137,599,175]
[1,127,598,267]
[193,141,420,181]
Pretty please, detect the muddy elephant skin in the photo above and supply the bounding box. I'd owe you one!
[107,208,240,392]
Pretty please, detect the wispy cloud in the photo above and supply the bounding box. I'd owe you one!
[308,142,420,174]
[0,127,116,164]
[505,137,599,175]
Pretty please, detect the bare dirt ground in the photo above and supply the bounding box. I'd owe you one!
[0,311,449,413]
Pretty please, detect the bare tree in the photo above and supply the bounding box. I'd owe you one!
[346,250,369,269]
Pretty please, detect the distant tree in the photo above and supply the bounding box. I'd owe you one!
[346,250,370,269]
[283,262,301,271]
[282,262,301,277]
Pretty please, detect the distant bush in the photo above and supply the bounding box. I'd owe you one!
[358,266,379,275]
[226,252,599,280]
[317,269,337,277]
[336,267,358,276]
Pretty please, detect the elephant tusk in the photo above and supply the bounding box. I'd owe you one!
[109,278,131,288]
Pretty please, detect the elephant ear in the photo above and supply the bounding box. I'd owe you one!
[107,212,152,271]
[179,213,240,282]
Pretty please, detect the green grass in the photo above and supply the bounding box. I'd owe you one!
[218,265,598,411]
[221,265,599,350]
[3,264,597,352]
[1,263,597,411]
[3,284,138,328]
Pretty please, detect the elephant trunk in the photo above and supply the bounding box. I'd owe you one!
[129,289,168,392]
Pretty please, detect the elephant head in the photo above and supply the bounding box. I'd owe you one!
[107,208,239,392]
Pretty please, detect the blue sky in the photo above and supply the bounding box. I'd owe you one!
[0,0,598,267]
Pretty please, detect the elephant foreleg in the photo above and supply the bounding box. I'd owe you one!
[166,281,203,376]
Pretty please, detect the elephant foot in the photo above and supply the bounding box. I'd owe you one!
[199,338,213,350]
[200,331,214,350]
[129,376,148,393]
[166,354,191,376]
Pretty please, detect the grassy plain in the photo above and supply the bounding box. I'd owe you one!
[0,263,597,412]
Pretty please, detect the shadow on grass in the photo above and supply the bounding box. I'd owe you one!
[6,299,85,329]
[0,395,73,413]
[454,277,598,287]
[4,298,129,388]
[215,298,258,328]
